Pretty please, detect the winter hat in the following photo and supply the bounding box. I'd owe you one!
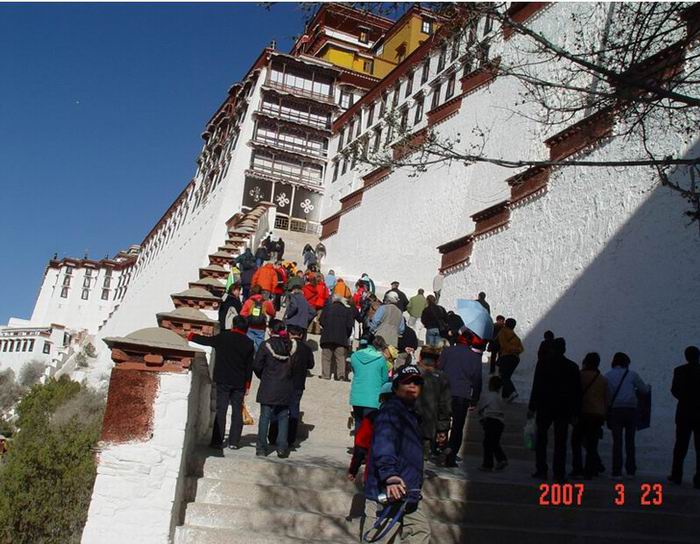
[386,345,399,362]
[392,365,424,389]
[385,291,400,303]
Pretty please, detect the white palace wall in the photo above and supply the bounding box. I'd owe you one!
[323,75,543,295]
[439,129,700,449]
[319,3,700,454]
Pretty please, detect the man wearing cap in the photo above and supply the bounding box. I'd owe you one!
[364,365,431,543]
[386,281,409,313]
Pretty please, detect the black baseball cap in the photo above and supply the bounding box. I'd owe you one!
[393,365,424,388]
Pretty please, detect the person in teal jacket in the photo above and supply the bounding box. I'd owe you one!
[350,335,390,432]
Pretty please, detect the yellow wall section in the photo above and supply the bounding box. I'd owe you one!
[316,13,441,80]
[320,46,373,75]
[371,13,437,78]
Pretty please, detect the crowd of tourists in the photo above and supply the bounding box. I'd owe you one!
[186,237,700,543]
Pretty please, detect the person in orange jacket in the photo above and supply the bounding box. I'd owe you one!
[333,278,352,300]
[252,262,278,296]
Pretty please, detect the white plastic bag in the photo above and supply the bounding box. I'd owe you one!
[523,418,536,451]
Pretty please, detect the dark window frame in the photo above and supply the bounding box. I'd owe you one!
[421,60,430,85]
[431,83,442,110]
[414,95,425,124]
[445,73,456,99]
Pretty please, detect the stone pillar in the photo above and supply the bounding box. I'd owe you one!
[81,327,205,544]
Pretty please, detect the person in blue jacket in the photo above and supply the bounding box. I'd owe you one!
[363,365,431,544]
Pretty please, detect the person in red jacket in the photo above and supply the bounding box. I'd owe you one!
[348,382,394,482]
[303,276,320,308]
[251,262,278,296]
[272,262,287,312]
[241,285,276,351]
[314,274,330,310]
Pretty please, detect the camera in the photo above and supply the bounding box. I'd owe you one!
[377,490,392,505]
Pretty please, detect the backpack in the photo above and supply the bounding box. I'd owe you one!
[248,299,267,327]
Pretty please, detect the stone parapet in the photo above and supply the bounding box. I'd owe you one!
[171,287,221,311]
[81,328,208,544]
[156,307,218,339]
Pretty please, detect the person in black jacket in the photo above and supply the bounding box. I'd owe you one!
[218,283,243,332]
[255,244,269,268]
[269,325,315,448]
[188,315,254,449]
[276,238,285,261]
[444,311,465,345]
[669,345,700,488]
[415,345,452,459]
[385,281,409,312]
[319,295,355,381]
[421,295,447,347]
[397,325,419,369]
[239,261,257,301]
[288,326,315,447]
[528,337,582,482]
[253,320,297,458]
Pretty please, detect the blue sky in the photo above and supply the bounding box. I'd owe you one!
[0,2,308,325]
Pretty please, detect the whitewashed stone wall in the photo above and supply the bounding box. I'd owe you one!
[81,357,211,544]
[319,2,700,464]
[439,131,700,453]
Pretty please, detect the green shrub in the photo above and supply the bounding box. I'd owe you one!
[0,376,104,544]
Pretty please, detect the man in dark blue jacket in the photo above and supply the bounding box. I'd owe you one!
[439,334,483,467]
[364,365,431,544]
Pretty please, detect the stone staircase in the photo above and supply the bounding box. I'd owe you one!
[271,228,320,265]
[174,347,700,544]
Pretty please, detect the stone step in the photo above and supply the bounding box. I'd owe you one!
[182,502,700,543]
[176,523,700,544]
[193,477,700,527]
[175,525,347,544]
[196,454,700,511]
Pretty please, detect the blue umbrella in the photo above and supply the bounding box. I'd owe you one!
[455,299,494,340]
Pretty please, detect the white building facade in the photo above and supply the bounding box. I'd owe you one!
[0,319,71,377]
[28,248,139,334]
[318,3,700,451]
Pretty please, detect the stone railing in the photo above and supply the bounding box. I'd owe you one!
[81,204,272,543]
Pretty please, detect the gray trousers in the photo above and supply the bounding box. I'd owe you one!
[321,345,347,380]
[364,501,430,544]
